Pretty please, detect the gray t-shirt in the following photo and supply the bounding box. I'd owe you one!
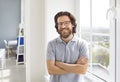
[47,35,89,82]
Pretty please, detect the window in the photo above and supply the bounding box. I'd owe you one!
[78,0,110,82]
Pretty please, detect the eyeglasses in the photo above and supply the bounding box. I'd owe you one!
[57,21,71,27]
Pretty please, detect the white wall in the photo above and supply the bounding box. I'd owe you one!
[25,0,46,82]
[46,0,76,42]
[25,0,76,82]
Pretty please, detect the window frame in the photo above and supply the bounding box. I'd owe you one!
[75,0,116,82]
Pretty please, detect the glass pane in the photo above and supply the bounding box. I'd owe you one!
[79,0,110,82]
[92,0,109,34]
[80,0,90,32]
[91,35,109,82]
[81,33,90,42]
[92,35,109,67]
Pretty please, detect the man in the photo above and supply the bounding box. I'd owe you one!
[46,11,89,82]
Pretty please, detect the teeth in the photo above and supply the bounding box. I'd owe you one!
[62,29,67,31]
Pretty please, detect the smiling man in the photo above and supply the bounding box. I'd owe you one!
[46,11,89,82]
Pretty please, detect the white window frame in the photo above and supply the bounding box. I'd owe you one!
[75,0,116,82]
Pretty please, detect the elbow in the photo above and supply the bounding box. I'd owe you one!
[48,71,53,75]
[47,68,54,75]
[47,65,57,75]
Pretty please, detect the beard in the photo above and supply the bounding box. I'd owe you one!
[58,28,72,38]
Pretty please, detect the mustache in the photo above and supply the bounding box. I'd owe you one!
[60,28,69,31]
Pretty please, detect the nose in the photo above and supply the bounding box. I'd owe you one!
[60,24,66,28]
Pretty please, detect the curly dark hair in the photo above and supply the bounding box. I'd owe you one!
[54,11,77,33]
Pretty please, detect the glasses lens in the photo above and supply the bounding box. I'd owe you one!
[58,21,71,27]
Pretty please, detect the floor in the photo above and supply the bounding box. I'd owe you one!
[0,50,26,82]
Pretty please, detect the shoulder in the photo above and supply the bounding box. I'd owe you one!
[73,35,88,45]
[47,37,59,46]
[77,38,88,47]
[79,38,88,44]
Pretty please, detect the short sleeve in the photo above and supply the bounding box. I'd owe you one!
[79,40,89,59]
[46,42,55,60]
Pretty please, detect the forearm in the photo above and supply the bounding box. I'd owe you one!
[47,60,69,75]
[48,65,69,75]
[56,61,88,74]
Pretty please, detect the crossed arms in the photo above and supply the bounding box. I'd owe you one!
[47,56,88,75]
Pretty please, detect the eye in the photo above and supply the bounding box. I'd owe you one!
[58,22,62,26]
[64,21,70,25]
[57,21,71,27]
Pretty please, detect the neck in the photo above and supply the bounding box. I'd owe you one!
[61,34,74,43]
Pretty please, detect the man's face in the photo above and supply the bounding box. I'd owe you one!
[57,16,74,38]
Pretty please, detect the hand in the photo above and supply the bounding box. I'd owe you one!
[55,61,62,66]
[77,56,88,65]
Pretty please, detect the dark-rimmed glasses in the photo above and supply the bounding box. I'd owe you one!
[57,21,71,27]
